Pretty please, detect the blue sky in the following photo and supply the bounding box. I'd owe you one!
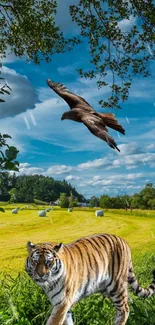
[0,2,155,199]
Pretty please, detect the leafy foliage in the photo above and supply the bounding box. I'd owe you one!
[0,134,19,172]
[89,196,100,207]
[0,134,19,212]
[0,63,11,103]
[59,192,69,208]
[70,0,155,108]
[100,184,155,209]
[0,173,85,203]
[0,0,80,65]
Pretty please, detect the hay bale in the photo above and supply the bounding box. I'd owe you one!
[38,210,46,217]
[45,208,51,212]
[68,208,73,212]
[95,210,104,217]
[12,208,19,214]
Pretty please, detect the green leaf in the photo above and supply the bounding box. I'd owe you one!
[2,134,12,139]
[5,146,19,161]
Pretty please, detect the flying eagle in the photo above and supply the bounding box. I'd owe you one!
[46,79,125,152]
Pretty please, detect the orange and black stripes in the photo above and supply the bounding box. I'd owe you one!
[26,234,155,325]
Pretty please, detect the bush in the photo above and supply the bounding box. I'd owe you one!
[59,193,69,208]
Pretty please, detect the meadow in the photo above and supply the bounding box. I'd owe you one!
[0,205,155,324]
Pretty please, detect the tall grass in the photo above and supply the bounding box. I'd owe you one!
[0,252,155,325]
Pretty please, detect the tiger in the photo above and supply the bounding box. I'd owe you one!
[25,233,155,325]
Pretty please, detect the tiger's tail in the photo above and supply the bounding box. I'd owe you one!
[128,262,155,298]
[99,113,125,135]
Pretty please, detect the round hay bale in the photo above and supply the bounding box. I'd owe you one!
[12,208,19,214]
[95,210,104,217]
[45,208,51,212]
[38,210,46,217]
[68,208,73,212]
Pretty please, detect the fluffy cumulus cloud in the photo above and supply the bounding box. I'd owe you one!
[118,142,144,155]
[18,163,44,175]
[0,66,39,118]
[45,165,73,176]
[65,175,81,181]
[78,158,110,170]
[15,163,73,177]
[78,151,155,171]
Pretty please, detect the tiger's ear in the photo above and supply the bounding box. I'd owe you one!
[53,242,63,253]
[27,241,36,253]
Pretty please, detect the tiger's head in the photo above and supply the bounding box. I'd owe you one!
[25,241,63,285]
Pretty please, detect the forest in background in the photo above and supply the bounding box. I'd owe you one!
[0,173,155,210]
[0,173,85,204]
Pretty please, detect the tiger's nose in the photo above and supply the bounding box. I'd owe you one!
[37,269,49,278]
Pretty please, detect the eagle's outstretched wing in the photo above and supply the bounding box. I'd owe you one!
[46,79,92,110]
[82,114,120,151]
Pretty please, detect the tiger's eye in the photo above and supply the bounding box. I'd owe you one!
[46,260,52,267]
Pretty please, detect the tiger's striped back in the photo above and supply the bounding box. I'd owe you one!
[25,234,155,325]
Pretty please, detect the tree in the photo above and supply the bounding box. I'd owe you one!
[0,63,11,103]
[0,1,80,176]
[90,196,99,207]
[69,191,74,208]
[1,1,155,108]
[70,0,155,108]
[0,133,19,172]
[8,188,18,203]
[148,199,155,210]
[100,195,112,208]
[0,174,85,204]
[59,193,69,208]
[131,194,144,209]
[0,134,19,212]
[0,1,79,64]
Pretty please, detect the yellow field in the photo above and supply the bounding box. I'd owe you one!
[0,205,155,274]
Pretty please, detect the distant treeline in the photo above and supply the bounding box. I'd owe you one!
[0,173,85,203]
[0,173,155,209]
[90,183,155,210]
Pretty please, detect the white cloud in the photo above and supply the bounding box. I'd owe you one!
[78,152,155,171]
[78,158,110,170]
[118,142,144,155]
[65,175,81,181]
[145,144,155,151]
[18,163,44,175]
[46,165,73,176]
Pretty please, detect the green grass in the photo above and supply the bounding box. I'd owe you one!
[0,205,155,324]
